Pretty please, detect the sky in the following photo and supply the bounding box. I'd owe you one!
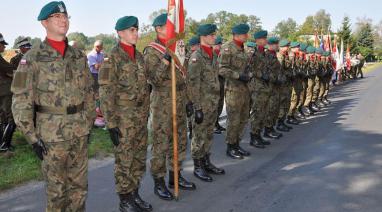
[1,0,381,47]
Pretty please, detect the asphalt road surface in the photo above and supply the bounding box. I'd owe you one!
[1,67,382,212]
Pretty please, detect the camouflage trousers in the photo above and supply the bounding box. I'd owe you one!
[150,89,187,178]
[323,76,331,98]
[303,77,316,106]
[250,81,271,134]
[297,78,308,108]
[191,93,219,159]
[288,78,303,116]
[278,84,292,119]
[114,107,149,194]
[266,84,281,127]
[225,87,250,145]
[312,76,323,102]
[319,76,331,99]
[42,136,88,212]
[0,94,13,123]
[216,76,225,123]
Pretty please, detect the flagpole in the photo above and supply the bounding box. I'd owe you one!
[171,56,180,200]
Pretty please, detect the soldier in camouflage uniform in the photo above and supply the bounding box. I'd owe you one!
[276,40,296,130]
[265,37,289,133]
[301,46,319,115]
[322,53,334,104]
[296,43,309,117]
[219,24,252,160]
[287,42,304,122]
[213,35,226,134]
[188,24,225,182]
[185,36,200,139]
[11,2,95,211]
[144,13,195,201]
[318,51,333,106]
[249,30,280,149]
[312,48,325,108]
[98,16,152,212]
[0,33,17,152]
[357,53,365,79]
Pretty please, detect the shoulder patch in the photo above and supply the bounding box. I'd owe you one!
[19,59,27,65]
[224,48,229,52]
[192,58,197,63]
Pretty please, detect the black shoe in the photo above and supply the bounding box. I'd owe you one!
[276,119,289,132]
[317,100,326,107]
[204,153,225,175]
[214,128,222,134]
[312,102,320,111]
[309,103,318,113]
[270,127,283,138]
[0,122,16,151]
[249,133,266,148]
[324,97,331,104]
[132,189,152,212]
[295,111,305,120]
[169,171,196,190]
[281,118,293,130]
[301,106,311,116]
[153,177,174,201]
[226,144,244,159]
[193,159,213,182]
[237,144,251,156]
[286,116,299,125]
[119,193,142,212]
[264,127,281,139]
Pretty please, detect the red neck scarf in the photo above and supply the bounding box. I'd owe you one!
[47,38,66,56]
[257,45,265,53]
[201,45,213,60]
[214,48,220,55]
[120,42,135,60]
[157,37,167,46]
[233,39,244,49]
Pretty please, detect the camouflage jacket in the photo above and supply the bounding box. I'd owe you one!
[218,40,251,91]
[187,47,220,111]
[98,43,150,129]
[11,39,95,144]
[277,51,294,84]
[143,40,186,92]
[10,52,23,69]
[317,57,326,78]
[0,55,15,96]
[266,50,285,85]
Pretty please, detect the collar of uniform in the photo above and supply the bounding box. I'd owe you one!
[117,42,136,63]
[200,45,213,60]
[42,38,72,59]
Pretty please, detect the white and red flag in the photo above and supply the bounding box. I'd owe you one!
[166,0,186,66]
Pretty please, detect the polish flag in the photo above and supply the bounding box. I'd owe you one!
[166,0,186,65]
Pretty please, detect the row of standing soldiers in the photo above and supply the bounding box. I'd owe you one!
[7,2,336,211]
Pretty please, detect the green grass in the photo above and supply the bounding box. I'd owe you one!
[0,127,114,191]
[364,62,382,73]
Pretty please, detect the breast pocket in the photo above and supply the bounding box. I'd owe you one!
[118,64,138,101]
[232,54,246,70]
[36,63,62,92]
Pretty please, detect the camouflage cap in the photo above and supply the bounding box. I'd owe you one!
[115,16,139,31]
[16,38,32,48]
[38,1,67,21]
[152,13,167,27]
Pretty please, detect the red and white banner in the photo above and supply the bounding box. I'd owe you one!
[166,0,186,65]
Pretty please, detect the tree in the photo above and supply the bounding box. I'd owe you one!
[337,16,354,48]
[299,16,315,35]
[355,22,374,58]
[67,32,88,50]
[313,9,331,31]
[273,18,298,39]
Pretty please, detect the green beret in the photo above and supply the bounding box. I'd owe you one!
[290,41,300,48]
[188,36,200,46]
[315,48,323,54]
[267,37,279,44]
[323,51,330,57]
[300,43,308,52]
[253,30,268,39]
[115,16,139,31]
[306,46,316,54]
[265,45,269,49]
[152,13,167,27]
[38,1,67,21]
[215,36,223,45]
[197,24,217,36]
[246,41,256,48]
[279,39,290,47]
[232,24,250,35]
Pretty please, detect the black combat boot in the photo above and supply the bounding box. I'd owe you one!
[311,102,320,111]
[317,99,326,107]
[119,193,142,212]
[132,188,152,212]
[249,133,266,148]
[276,119,289,132]
[264,127,281,139]
[153,177,174,201]
[324,96,331,104]
[309,102,319,112]
[226,144,244,159]
[193,159,213,182]
[301,106,311,116]
[203,153,225,175]
[281,117,293,130]
[236,143,251,156]
[169,171,196,190]
[270,126,283,138]
[0,121,16,151]
[295,110,305,119]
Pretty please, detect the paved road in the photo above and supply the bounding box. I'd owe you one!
[1,67,382,212]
